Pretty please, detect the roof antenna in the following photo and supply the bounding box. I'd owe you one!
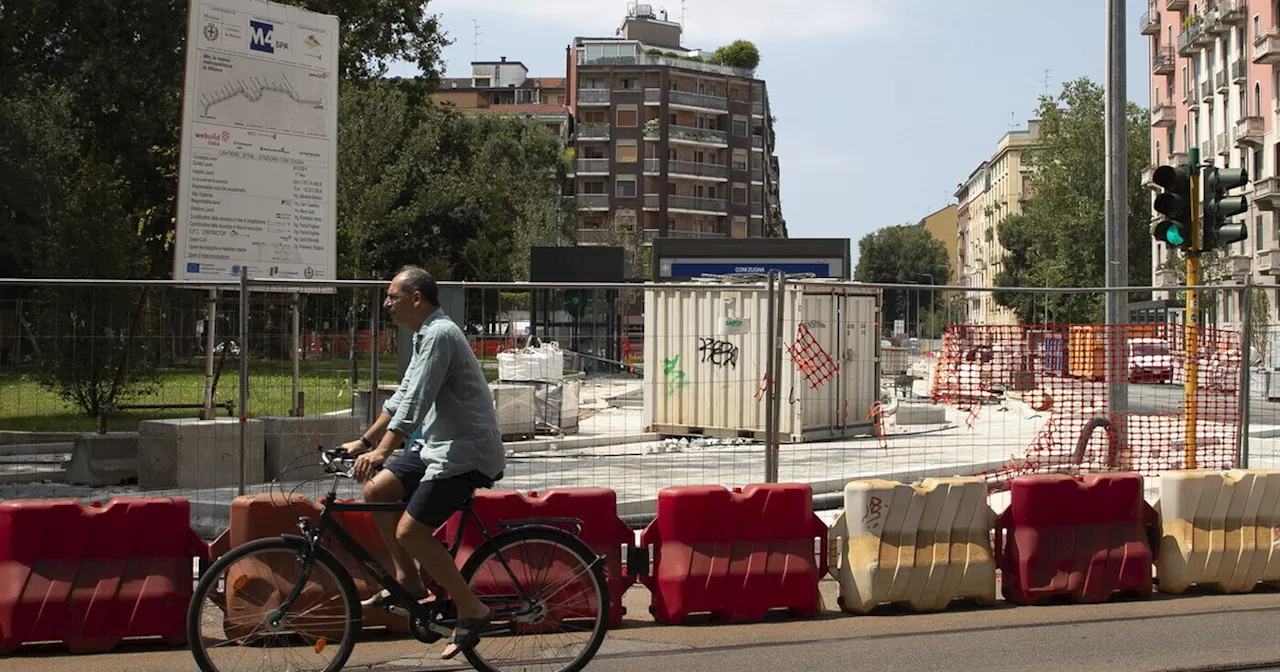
[471,19,482,62]
[1040,68,1052,96]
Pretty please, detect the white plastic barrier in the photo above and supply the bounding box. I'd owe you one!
[830,477,996,614]
[1156,469,1280,594]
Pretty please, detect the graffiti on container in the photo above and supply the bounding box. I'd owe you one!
[663,355,690,395]
[861,495,885,530]
[803,319,827,330]
[698,337,739,368]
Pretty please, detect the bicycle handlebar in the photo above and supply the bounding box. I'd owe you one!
[319,446,356,477]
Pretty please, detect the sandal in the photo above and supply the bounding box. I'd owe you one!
[439,610,492,660]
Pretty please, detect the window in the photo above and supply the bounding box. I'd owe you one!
[474,77,491,87]
[615,140,637,163]
[619,77,638,90]
[732,116,748,137]
[732,216,748,237]
[582,181,605,194]
[616,106,638,127]
[1155,140,1162,166]
[732,183,748,205]
[732,149,748,171]
[668,113,678,125]
[616,177,637,197]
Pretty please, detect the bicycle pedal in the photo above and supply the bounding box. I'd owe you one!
[386,605,410,618]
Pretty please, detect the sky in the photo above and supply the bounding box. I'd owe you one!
[386,0,1154,267]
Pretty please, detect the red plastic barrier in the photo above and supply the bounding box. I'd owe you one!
[995,473,1160,604]
[0,498,206,654]
[638,484,828,624]
[437,488,635,627]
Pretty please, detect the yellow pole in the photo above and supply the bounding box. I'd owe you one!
[1185,171,1200,470]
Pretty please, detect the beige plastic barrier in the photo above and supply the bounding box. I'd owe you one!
[829,477,996,614]
[1156,469,1280,594]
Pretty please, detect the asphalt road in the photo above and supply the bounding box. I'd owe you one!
[6,582,1279,672]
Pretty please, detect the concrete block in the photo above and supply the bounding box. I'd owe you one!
[65,432,138,486]
[138,417,264,489]
[897,402,946,425]
[262,413,363,481]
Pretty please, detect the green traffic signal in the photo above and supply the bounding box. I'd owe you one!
[1152,164,1193,251]
[1203,166,1249,250]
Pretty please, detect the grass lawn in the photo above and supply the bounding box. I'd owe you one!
[0,356,499,432]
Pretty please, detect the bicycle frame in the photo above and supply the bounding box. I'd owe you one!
[273,463,588,640]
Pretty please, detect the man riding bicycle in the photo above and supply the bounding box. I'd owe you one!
[340,265,505,659]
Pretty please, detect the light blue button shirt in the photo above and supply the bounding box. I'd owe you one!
[381,309,505,482]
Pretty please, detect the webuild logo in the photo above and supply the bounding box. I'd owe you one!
[194,130,231,146]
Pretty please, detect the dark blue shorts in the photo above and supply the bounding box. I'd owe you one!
[383,451,498,528]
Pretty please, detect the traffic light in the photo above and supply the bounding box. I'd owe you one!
[1151,164,1193,250]
[1202,166,1249,250]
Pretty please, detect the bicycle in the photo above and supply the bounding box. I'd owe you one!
[187,446,610,672]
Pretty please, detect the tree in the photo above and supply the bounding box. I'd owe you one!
[0,0,451,421]
[993,77,1152,324]
[710,40,761,70]
[854,224,952,336]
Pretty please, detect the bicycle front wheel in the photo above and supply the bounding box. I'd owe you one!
[187,536,362,672]
[459,525,611,672]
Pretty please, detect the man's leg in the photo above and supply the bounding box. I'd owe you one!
[363,460,428,601]
[395,515,488,618]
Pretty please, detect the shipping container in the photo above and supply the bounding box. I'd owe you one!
[643,281,881,442]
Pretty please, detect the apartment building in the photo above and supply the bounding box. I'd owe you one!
[919,204,960,285]
[1145,0,1280,329]
[954,120,1041,324]
[567,5,785,244]
[432,58,571,141]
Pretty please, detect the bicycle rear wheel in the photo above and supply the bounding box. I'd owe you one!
[187,537,362,672]
[459,525,610,672]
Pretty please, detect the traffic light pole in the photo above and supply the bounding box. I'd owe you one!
[1185,148,1201,469]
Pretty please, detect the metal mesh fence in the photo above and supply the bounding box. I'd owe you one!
[0,277,1271,537]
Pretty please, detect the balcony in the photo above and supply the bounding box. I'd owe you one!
[1185,86,1199,109]
[1154,267,1180,287]
[1151,102,1176,127]
[1177,21,1204,56]
[750,201,763,216]
[1169,150,1188,165]
[1235,116,1263,146]
[577,89,611,106]
[1165,0,1187,9]
[752,101,764,117]
[1201,80,1215,102]
[1205,9,1229,35]
[1216,70,1228,93]
[667,195,728,214]
[752,168,764,182]
[644,88,661,105]
[1141,10,1160,35]
[576,158,610,174]
[751,134,765,150]
[1200,141,1211,158]
[668,160,729,179]
[1226,254,1252,277]
[577,124,610,140]
[1258,249,1280,275]
[665,229,729,239]
[1252,176,1280,211]
[668,90,729,111]
[1153,47,1176,75]
[1217,132,1230,156]
[576,228,614,244]
[1220,0,1246,24]
[576,194,609,210]
[1233,60,1248,84]
[669,125,729,146]
[644,194,659,210]
[643,158,661,175]
[1254,33,1280,65]
[578,52,754,79]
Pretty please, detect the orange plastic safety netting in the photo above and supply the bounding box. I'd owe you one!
[928,323,1243,489]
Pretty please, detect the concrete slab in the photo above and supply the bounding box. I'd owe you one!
[65,432,138,486]
[261,413,362,482]
[137,417,264,490]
